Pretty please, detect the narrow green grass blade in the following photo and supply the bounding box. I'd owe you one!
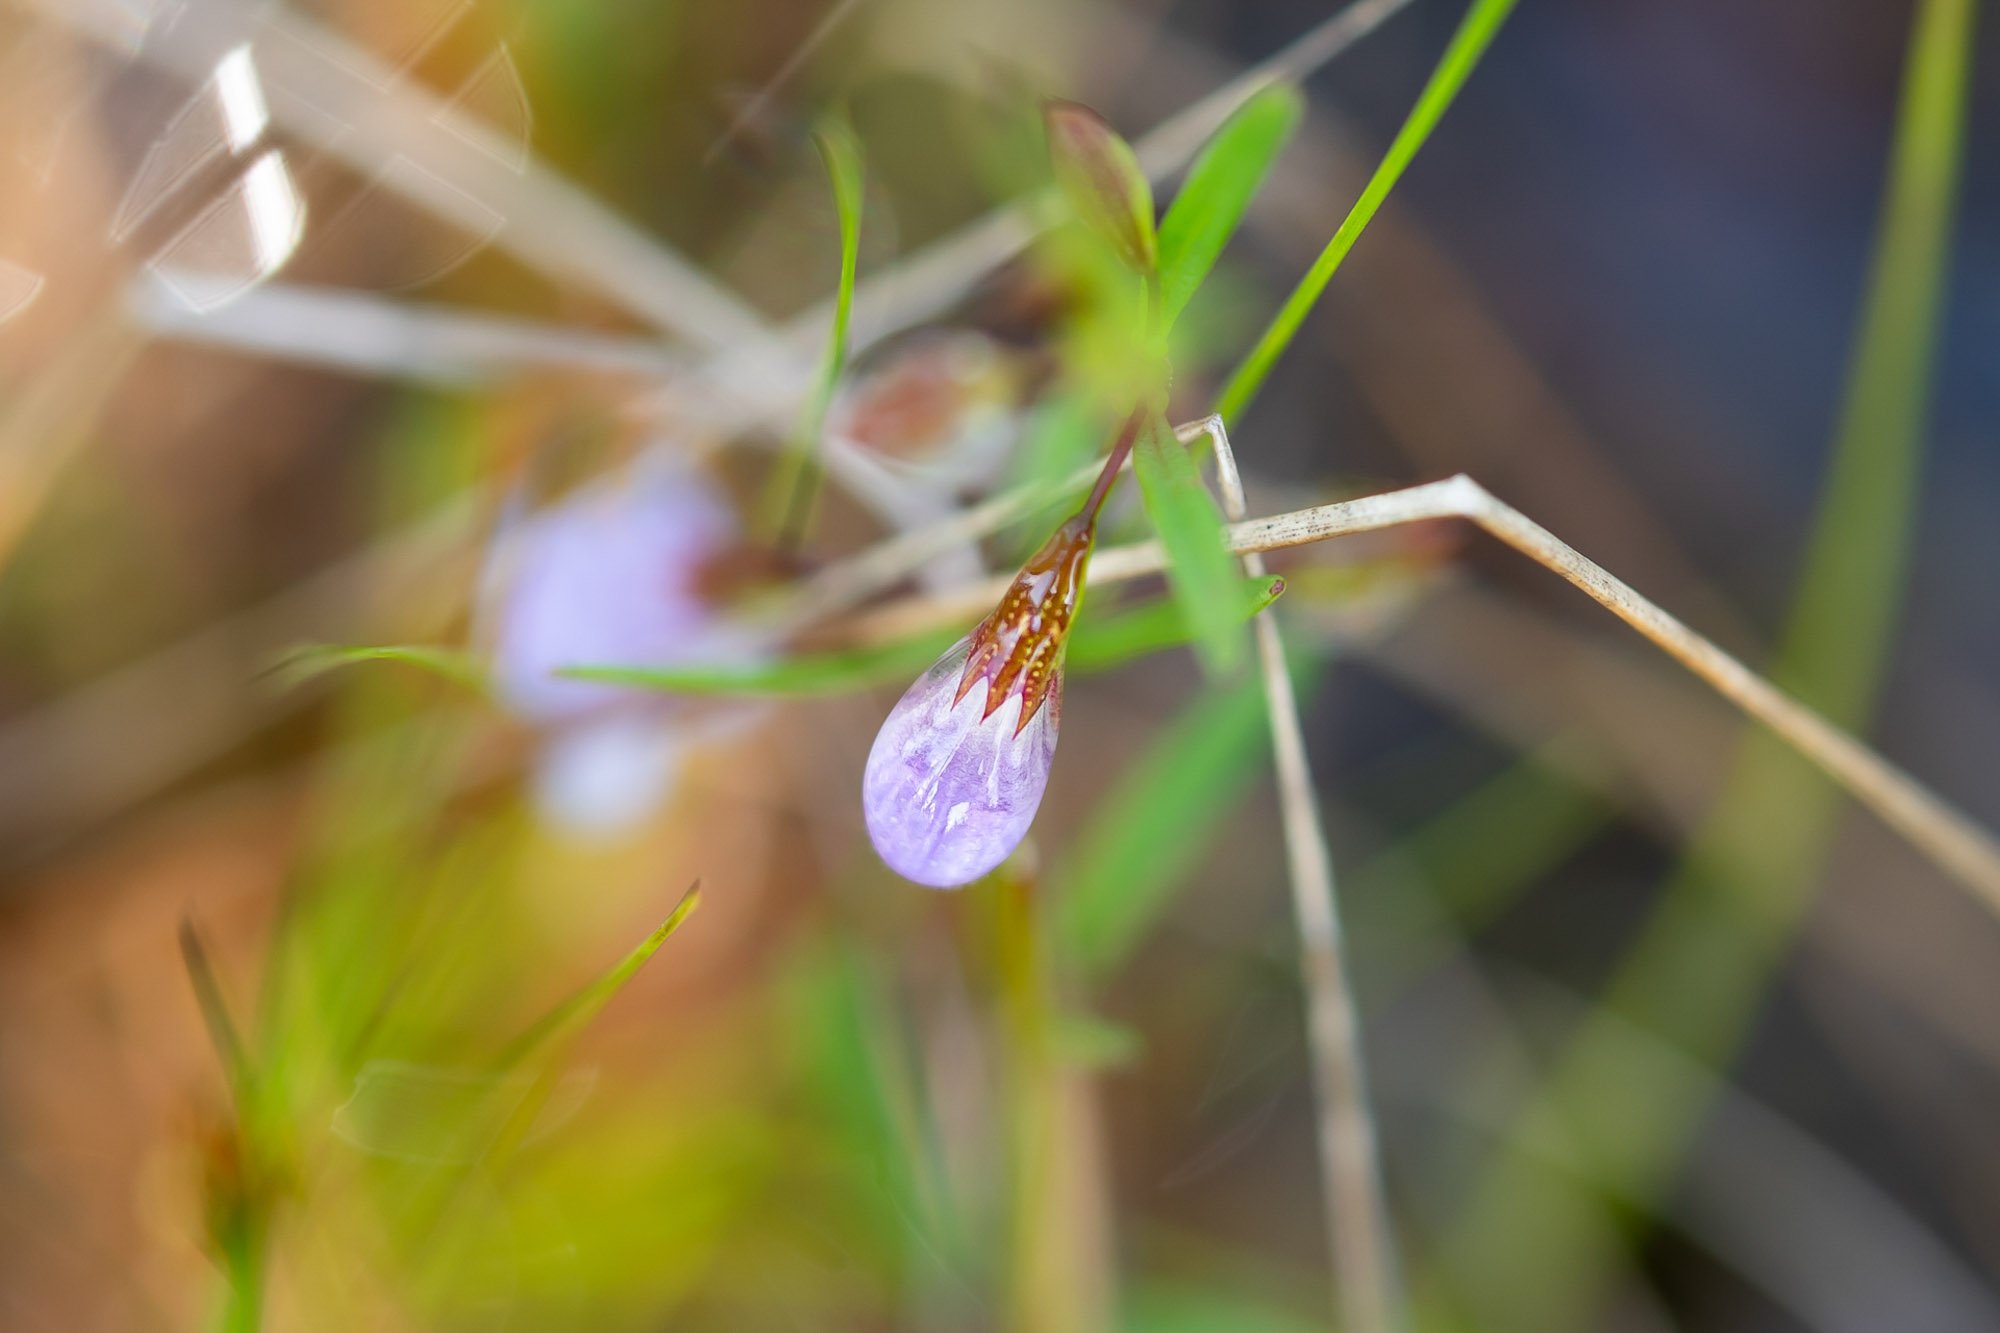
[1215,0,1517,422]
[269,642,487,694]
[1069,574,1285,674]
[1155,83,1303,331]
[179,917,255,1104]
[1131,413,1245,676]
[1056,678,1270,978]
[1122,1283,1326,1333]
[497,883,702,1070]
[769,117,865,542]
[565,631,956,696]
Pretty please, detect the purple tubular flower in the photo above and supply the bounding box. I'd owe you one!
[863,515,1093,888]
[862,633,1061,887]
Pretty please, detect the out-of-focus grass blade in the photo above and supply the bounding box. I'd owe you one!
[1052,1010,1143,1069]
[1056,678,1270,978]
[769,116,864,542]
[1070,574,1284,674]
[1215,0,1517,422]
[783,941,946,1267]
[1132,412,1245,676]
[1122,1284,1324,1333]
[566,631,956,696]
[498,883,701,1069]
[331,1061,597,1163]
[1155,83,1302,332]
[269,642,487,694]
[179,917,254,1103]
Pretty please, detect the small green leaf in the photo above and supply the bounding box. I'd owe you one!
[1068,574,1284,674]
[1131,413,1245,676]
[268,642,487,694]
[1056,679,1270,979]
[1045,100,1157,274]
[1155,83,1302,331]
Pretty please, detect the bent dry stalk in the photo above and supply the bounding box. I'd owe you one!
[862,414,1140,887]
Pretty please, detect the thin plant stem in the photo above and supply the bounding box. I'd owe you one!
[833,472,2000,916]
[1184,416,1401,1332]
[702,0,867,165]
[1079,411,1146,526]
[772,122,866,549]
[130,279,681,386]
[1215,0,1517,424]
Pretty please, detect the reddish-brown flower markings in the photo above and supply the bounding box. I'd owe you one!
[954,515,1092,734]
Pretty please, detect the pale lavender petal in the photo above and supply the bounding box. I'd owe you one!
[862,635,1061,888]
[481,463,752,724]
[476,459,769,836]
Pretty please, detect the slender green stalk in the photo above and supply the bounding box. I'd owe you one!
[773,119,865,546]
[1214,0,1517,423]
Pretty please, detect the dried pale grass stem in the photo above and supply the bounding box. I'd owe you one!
[1182,416,1401,1333]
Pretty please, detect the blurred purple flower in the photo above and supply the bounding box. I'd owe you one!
[480,462,761,833]
[862,516,1090,887]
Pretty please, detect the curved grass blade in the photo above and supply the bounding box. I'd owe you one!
[771,116,865,544]
[331,1061,597,1163]
[268,642,487,694]
[1155,83,1303,332]
[1132,412,1245,676]
[498,882,702,1069]
[1215,0,1517,422]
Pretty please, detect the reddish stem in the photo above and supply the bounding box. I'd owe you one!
[1077,408,1146,527]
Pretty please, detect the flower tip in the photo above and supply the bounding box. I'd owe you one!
[1042,98,1156,275]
